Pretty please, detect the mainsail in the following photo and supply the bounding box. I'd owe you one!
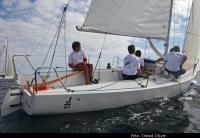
[78,0,173,40]
[183,0,200,62]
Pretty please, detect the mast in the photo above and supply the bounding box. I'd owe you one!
[4,38,9,75]
[164,0,174,55]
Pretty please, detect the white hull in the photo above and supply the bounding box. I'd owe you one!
[23,81,191,116]
[1,68,196,117]
[22,69,196,115]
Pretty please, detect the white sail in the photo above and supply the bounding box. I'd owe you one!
[79,0,173,40]
[6,48,14,77]
[183,0,200,62]
[0,45,7,76]
[0,43,14,77]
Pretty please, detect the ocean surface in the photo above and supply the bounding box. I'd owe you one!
[0,72,200,133]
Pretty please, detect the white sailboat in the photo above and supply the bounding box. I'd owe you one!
[0,39,16,89]
[0,39,14,79]
[1,0,200,117]
[0,38,16,110]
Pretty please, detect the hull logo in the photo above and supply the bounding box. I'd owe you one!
[64,97,72,109]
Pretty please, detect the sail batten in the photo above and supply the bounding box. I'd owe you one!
[79,0,173,40]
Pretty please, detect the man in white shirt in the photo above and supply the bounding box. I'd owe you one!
[122,45,142,80]
[157,46,187,79]
[68,41,93,85]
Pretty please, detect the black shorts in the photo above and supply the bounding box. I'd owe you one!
[165,68,186,79]
[122,73,137,80]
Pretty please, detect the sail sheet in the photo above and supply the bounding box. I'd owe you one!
[183,0,200,62]
[79,0,173,40]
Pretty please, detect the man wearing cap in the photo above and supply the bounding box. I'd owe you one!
[157,46,187,80]
[122,45,142,80]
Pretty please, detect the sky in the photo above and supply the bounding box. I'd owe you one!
[0,0,193,75]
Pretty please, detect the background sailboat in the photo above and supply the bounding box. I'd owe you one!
[0,38,16,112]
[0,39,15,87]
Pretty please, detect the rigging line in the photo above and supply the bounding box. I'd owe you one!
[64,18,67,80]
[46,4,70,76]
[36,11,66,87]
[92,33,107,80]
[40,11,65,71]
[16,12,63,74]
[30,12,63,56]
[184,1,191,41]
[25,56,35,72]
[24,56,47,85]
[53,68,68,91]
[74,87,142,92]
[144,39,148,58]
[47,13,65,76]
[74,81,122,92]
[73,77,148,92]
[43,13,65,68]
[64,7,68,84]
[56,5,70,85]
[177,0,180,45]
[173,0,176,46]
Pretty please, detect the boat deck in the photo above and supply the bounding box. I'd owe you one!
[20,60,196,95]
[32,67,194,95]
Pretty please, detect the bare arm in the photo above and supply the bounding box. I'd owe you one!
[137,59,142,76]
[82,51,88,64]
[141,66,144,74]
[137,68,142,76]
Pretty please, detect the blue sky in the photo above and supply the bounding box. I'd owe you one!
[0,0,193,75]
